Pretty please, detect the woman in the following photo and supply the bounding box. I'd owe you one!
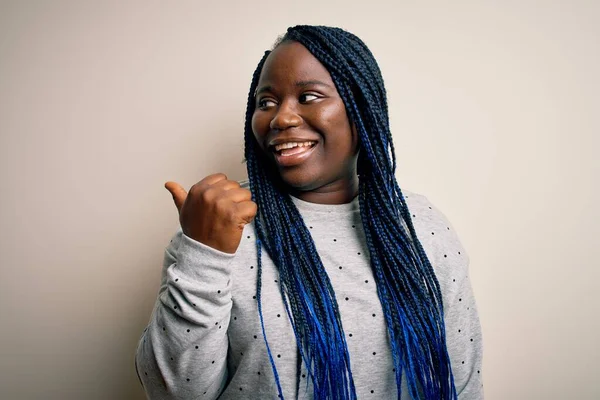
[136,25,483,399]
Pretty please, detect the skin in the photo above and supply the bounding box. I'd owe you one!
[165,40,359,253]
[165,175,257,254]
[252,41,359,205]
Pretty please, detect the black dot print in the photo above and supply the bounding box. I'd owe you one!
[144,372,147,376]
[154,195,481,396]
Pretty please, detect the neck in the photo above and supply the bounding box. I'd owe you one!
[289,175,359,205]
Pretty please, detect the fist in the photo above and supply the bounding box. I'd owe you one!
[164,174,257,254]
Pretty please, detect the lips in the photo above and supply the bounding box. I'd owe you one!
[268,139,318,167]
[274,141,315,153]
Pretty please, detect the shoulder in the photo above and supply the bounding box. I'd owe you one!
[402,189,470,298]
[403,189,458,234]
[402,189,466,255]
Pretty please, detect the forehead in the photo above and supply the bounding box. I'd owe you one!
[258,41,333,86]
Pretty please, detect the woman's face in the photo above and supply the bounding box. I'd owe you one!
[251,41,358,201]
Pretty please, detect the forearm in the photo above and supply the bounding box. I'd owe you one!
[136,231,234,399]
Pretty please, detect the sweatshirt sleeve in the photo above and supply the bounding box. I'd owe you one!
[409,193,484,399]
[135,229,235,399]
[442,256,484,400]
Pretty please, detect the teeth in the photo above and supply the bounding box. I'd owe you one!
[274,141,315,152]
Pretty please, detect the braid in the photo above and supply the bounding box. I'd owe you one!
[244,26,456,399]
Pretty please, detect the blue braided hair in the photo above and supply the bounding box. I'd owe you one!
[243,25,457,399]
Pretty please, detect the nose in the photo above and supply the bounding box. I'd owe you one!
[269,100,302,130]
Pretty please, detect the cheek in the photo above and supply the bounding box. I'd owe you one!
[316,104,354,150]
[251,112,267,147]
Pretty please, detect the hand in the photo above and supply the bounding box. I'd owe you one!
[164,174,257,254]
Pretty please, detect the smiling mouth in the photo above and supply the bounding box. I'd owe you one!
[272,141,317,156]
[269,140,318,167]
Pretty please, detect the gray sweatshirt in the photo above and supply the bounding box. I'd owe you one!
[135,188,484,399]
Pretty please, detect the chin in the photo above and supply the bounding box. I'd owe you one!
[276,168,323,192]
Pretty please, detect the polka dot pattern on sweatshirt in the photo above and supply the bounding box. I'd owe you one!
[138,189,483,399]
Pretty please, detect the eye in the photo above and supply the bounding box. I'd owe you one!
[299,93,320,103]
[257,98,277,109]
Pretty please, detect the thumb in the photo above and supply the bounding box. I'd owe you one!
[164,181,187,212]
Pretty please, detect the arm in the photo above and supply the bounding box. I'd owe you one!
[411,193,484,399]
[135,230,235,399]
[430,206,484,398]
[444,264,484,399]
[135,174,256,398]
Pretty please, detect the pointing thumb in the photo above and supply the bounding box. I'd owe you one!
[164,181,187,213]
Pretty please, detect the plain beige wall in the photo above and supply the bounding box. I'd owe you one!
[1,1,598,399]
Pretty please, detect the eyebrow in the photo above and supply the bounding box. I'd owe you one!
[295,79,332,88]
[255,80,332,97]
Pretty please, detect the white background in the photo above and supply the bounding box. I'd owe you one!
[1,1,598,399]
